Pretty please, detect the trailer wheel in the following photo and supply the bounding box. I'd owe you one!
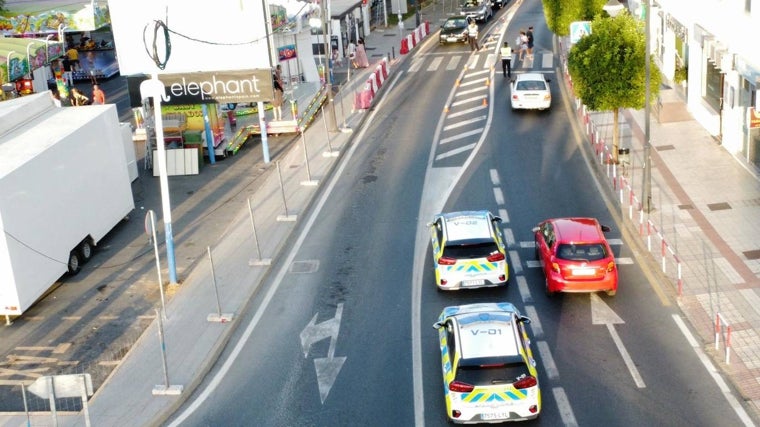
[67,250,81,275]
[79,239,94,262]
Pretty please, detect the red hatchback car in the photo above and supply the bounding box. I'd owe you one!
[533,218,618,296]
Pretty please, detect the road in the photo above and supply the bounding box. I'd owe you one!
[165,3,751,426]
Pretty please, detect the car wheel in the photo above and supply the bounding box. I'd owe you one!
[68,250,81,275]
[79,239,94,262]
[545,278,553,297]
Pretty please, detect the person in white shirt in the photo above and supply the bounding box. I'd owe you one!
[500,41,512,78]
[467,20,480,51]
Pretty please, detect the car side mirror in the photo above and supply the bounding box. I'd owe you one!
[601,225,612,232]
[433,321,443,329]
[492,216,503,223]
[531,226,539,233]
[545,78,551,83]
[518,315,531,324]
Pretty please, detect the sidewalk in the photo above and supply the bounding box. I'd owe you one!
[0,7,438,427]
[559,39,760,420]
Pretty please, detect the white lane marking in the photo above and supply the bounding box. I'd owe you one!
[606,323,646,388]
[455,86,488,96]
[489,169,500,185]
[167,71,407,427]
[459,77,487,87]
[524,305,543,338]
[492,187,504,205]
[672,315,756,426]
[409,58,424,73]
[435,143,477,161]
[484,53,497,68]
[553,387,579,427]
[442,115,486,131]
[516,275,533,303]
[451,95,485,107]
[537,341,558,379]
[615,257,634,264]
[439,129,481,145]
[526,260,541,268]
[607,238,623,245]
[520,241,536,248]
[509,250,522,274]
[427,56,444,71]
[466,67,490,76]
[502,228,515,247]
[541,52,553,69]
[498,208,508,221]
[446,55,462,70]
[448,104,487,118]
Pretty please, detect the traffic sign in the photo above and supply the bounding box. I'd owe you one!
[28,374,93,399]
[570,21,592,44]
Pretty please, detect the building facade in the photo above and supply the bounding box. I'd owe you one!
[628,0,760,167]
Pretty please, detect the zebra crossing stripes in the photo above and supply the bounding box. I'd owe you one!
[407,51,555,74]
[427,56,444,71]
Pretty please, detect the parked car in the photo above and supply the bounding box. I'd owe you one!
[533,217,618,296]
[439,16,469,45]
[460,0,492,23]
[428,210,509,290]
[510,72,552,111]
[433,302,542,423]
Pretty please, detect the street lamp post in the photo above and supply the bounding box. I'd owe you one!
[642,0,653,213]
[318,0,339,132]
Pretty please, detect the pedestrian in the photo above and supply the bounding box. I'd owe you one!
[516,30,528,60]
[272,65,284,121]
[66,45,80,72]
[500,41,512,78]
[527,26,534,59]
[60,57,73,86]
[467,19,480,51]
[70,87,89,106]
[91,84,105,105]
[353,38,369,68]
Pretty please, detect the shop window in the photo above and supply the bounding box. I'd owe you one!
[703,60,722,112]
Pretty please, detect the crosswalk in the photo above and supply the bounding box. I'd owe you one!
[427,49,556,168]
[409,50,556,73]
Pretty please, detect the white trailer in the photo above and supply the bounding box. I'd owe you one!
[0,92,135,322]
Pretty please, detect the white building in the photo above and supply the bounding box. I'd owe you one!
[627,0,760,167]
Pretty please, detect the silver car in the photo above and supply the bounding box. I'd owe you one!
[460,0,492,22]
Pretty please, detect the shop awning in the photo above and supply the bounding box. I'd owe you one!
[0,0,110,35]
[0,38,64,83]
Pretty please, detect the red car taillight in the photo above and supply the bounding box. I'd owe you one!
[438,257,456,265]
[513,375,537,389]
[486,252,505,262]
[606,261,615,272]
[449,380,475,392]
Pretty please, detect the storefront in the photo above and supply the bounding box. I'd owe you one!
[0,38,64,99]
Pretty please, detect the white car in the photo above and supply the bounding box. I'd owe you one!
[434,302,542,423]
[510,73,551,111]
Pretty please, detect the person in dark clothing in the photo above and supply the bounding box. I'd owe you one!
[526,26,534,59]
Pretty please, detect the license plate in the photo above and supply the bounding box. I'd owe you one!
[463,279,485,287]
[447,37,459,42]
[572,268,595,276]
[481,412,509,420]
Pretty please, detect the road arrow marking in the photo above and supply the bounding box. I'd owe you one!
[299,303,345,403]
[590,294,645,388]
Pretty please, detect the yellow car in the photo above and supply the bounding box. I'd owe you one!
[429,210,508,290]
[433,303,542,423]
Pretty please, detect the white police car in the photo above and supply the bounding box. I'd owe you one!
[428,210,508,290]
[433,302,542,423]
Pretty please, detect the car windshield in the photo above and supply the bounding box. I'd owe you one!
[443,242,499,259]
[516,80,547,91]
[456,360,530,386]
[556,243,607,261]
[445,19,467,28]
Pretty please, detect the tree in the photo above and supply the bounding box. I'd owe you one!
[567,11,661,163]
[542,0,607,36]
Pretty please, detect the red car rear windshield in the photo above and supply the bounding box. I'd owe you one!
[556,243,607,261]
